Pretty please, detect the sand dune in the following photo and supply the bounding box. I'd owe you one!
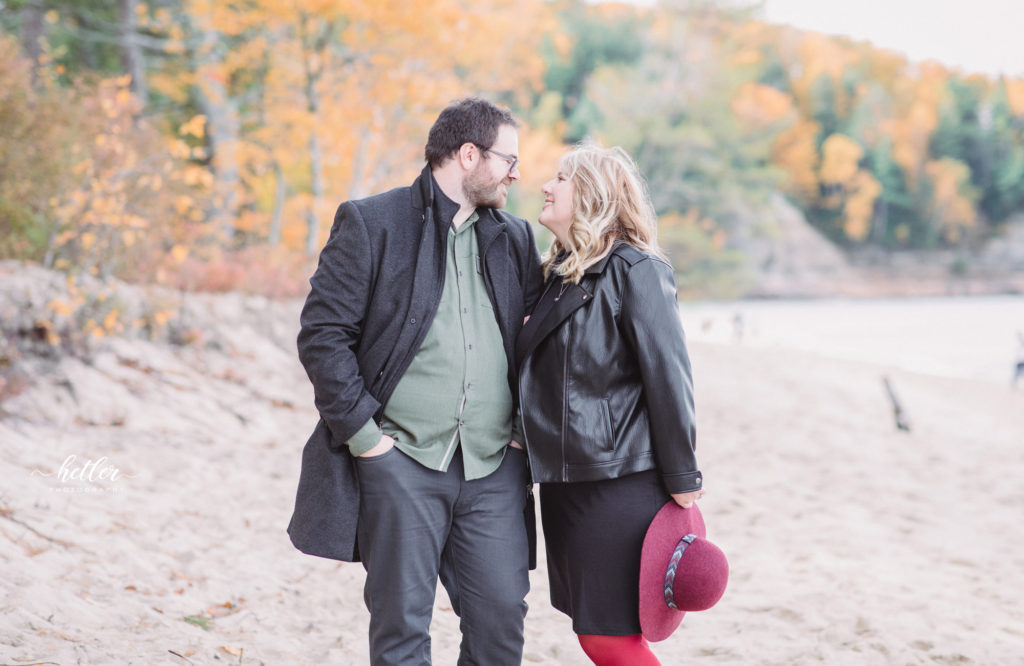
[2,292,1023,664]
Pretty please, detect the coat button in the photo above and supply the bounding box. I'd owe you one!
[410,318,416,324]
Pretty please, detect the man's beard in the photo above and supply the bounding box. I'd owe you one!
[463,163,507,209]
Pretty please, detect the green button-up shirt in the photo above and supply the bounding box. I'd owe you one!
[347,210,521,479]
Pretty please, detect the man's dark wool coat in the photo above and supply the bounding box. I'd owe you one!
[287,164,543,562]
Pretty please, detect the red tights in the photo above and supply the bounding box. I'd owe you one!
[577,633,661,666]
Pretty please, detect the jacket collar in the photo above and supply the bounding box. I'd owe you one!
[411,164,433,213]
[584,241,627,274]
[550,241,626,275]
[410,164,506,239]
[514,242,633,366]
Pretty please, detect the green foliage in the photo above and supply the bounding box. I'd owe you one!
[539,1,647,142]
[0,35,72,261]
[862,139,917,247]
[580,7,781,293]
[660,221,751,300]
[0,199,49,260]
[931,78,1024,226]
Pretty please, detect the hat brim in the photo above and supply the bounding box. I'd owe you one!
[638,501,707,642]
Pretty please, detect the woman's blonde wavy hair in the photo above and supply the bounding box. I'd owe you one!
[541,143,665,283]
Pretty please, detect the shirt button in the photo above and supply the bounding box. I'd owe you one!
[467,344,473,350]
[458,271,463,277]
[466,383,472,390]
[463,308,468,313]
[459,420,465,426]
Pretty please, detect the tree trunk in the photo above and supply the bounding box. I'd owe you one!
[194,29,241,241]
[268,160,285,246]
[306,128,323,255]
[118,0,147,103]
[347,130,370,201]
[301,18,326,256]
[20,4,45,88]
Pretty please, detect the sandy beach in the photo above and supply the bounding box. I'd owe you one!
[2,286,1024,665]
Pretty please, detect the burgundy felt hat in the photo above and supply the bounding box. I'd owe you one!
[638,502,729,642]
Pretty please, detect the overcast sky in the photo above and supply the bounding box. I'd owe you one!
[758,0,1022,77]
[617,0,1023,77]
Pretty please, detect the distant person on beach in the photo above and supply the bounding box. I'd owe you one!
[288,98,543,665]
[1014,331,1024,389]
[516,144,707,665]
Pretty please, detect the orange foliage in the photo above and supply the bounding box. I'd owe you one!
[773,120,820,203]
[843,171,882,241]
[46,76,204,278]
[1005,77,1024,116]
[878,64,947,190]
[732,82,795,130]
[790,32,860,117]
[195,0,556,251]
[820,134,864,187]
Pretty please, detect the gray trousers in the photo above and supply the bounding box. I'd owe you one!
[355,446,531,665]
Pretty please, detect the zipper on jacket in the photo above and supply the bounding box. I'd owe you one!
[517,276,562,483]
[560,320,571,482]
[517,277,559,482]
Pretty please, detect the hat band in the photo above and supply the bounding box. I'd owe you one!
[664,534,697,610]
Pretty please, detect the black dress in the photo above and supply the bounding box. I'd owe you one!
[541,469,670,635]
[518,263,685,635]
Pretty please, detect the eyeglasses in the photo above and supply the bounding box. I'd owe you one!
[484,147,519,176]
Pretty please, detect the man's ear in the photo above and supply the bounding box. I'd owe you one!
[458,142,479,171]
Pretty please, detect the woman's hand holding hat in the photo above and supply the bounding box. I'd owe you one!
[671,489,705,509]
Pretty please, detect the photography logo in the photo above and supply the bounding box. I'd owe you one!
[31,454,138,493]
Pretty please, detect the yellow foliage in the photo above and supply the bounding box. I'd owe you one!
[820,134,863,187]
[732,82,795,130]
[772,120,820,202]
[179,114,207,139]
[102,308,120,332]
[843,171,882,241]
[80,232,97,252]
[48,300,73,317]
[174,195,193,215]
[171,245,190,263]
[730,48,762,67]
[1005,78,1024,116]
[879,70,946,190]
[790,32,859,115]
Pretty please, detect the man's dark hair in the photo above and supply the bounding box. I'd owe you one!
[424,97,518,168]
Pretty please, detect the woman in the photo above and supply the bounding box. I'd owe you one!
[516,144,704,665]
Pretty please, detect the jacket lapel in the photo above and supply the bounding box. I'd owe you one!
[515,244,625,366]
[475,208,509,327]
[515,278,594,366]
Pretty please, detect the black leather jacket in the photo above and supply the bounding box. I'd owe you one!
[515,243,702,494]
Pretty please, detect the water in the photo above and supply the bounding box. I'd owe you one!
[680,295,1024,386]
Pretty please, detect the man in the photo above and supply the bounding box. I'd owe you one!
[288,98,543,665]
